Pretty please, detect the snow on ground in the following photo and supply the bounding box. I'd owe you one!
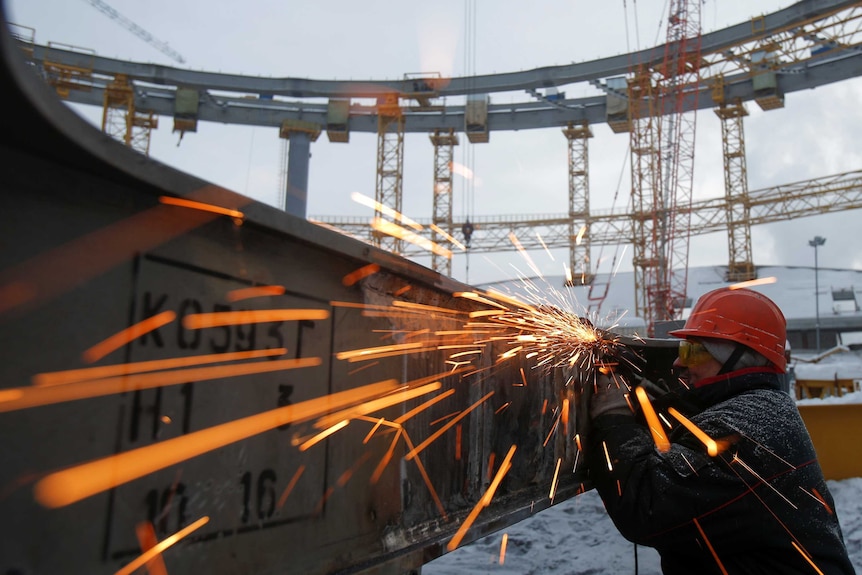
[425,478,862,574]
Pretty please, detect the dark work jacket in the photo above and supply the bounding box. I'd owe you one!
[587,367,855,575]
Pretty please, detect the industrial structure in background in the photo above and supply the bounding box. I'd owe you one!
[16,0,862,333]
[620,0,702,334]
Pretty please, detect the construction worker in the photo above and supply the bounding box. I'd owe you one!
[587,287,855,574]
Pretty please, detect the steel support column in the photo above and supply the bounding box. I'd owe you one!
[716,99,756,282]
[562,121,593,286]
[374,96,405,255]
[278,119,321,218]
[430,129,458,276]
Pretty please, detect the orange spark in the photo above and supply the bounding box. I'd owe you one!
[401,432,448,519]
[536,232,554,261]
[729,276,777,290]
[405,391,494,461]
[393,284,412,296]
[543,412,560,447]
[430,411,460,426]
[791,541,826,575]
[659,412,673,429]
[454,291,507,309]
[455,424,462,460]
[392,300,463,315]
[810,487,834,515]
[363,418,386,444]
[575,433,582,452]
[347,361,380,376]
[635,386,671,452]
[298,420,349,452]
[134,522,168,575]
[351,192,423,231]
[521,368,529,387]
[277,465,306,509]
[693,518,729,575]
[336,452,373,487]
[314,382,443,429]
[371,218,452,257]
[487,453,497,481]
[159,195,243,219]
[668,407,719,456]
[313,487,335,516]
[33,379,399,508]
[370,429,403,485]
[82,311,177,364]
[116,516,209,575]
[507,232,542,277]
[480,288,533,310]
[494,402,511,415]
[4,357,319,413]
[480,445,517,508]
[226,285,286,302]
[602,441,613,471]
[499,533,509,565]
[342,263,381,287]
[0,390,23,403]
[183,308,329,329]
[469,309,505,319]
[34,348,286,387]
[447,446,516,552]
[549,457,562,501]
[394,389,456,425]
[562,398,570,428]
[575,224,587,245]
[450,161,474,180]
[430,223,467,250]
[335,342,425,362]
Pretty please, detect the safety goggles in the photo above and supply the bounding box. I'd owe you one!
[677,340,713,367]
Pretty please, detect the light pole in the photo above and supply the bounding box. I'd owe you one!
[808,235,826,352]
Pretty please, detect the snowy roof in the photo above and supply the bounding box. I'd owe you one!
[478,265,862,323]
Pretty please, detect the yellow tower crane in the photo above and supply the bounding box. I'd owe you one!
[83,0,186,155]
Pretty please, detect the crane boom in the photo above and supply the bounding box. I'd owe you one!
[82,0,185,64]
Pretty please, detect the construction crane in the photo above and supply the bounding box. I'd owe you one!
[628,0,702,335]
[82,0,185,64]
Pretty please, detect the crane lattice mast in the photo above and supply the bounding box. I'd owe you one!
[82,0,185,64]
[630,0,702,335]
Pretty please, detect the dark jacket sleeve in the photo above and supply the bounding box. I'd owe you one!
[585,387,855,575]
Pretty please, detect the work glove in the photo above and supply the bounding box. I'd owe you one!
[589,374,634,419]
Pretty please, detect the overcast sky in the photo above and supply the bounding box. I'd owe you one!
[6,0,862,286]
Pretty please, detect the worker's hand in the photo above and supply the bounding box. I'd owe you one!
[637,377,670,399]
[589,374,634,419]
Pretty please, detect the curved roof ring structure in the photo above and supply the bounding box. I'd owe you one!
[19,0,862,134]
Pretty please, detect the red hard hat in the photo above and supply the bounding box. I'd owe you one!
[669,287,787,371]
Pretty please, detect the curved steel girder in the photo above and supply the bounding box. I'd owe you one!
[37,51,862,134]
[25,0,859,99]
[315,170,862,255]
[24,0,862,133]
